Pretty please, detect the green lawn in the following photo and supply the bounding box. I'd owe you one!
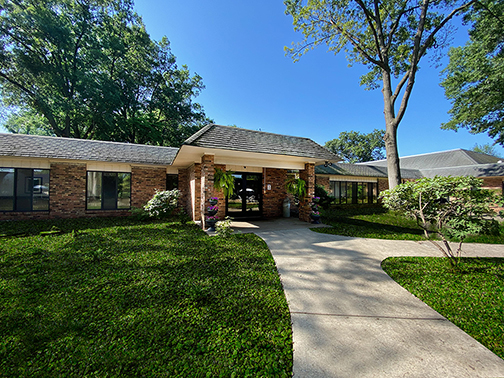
[382,257,504,360]
[315,206,504,244]
[0,217,292,377]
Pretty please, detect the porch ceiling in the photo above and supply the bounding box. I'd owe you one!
[172,145,326,170]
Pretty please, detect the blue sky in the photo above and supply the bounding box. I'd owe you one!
[131,0,503,158]
[2,0,502,158]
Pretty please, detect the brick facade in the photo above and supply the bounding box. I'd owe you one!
[482,177,503,192]
[299,163,315,222]
[50,162,87,218]
[214,164,227,221]
[262,168,288,218]
[131,166,167,209]
[316,176,330,192]
[200,154,215,228]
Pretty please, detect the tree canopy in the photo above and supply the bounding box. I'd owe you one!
[0,0,209,147]
[441,0,504,145]
[285,0,477,188]
[472,143,502,158]
[325,129,385,163]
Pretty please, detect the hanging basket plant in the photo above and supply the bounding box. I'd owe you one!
[285,177,307,200]
[214,168,235,198]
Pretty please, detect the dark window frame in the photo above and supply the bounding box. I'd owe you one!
[86,171,131,211]
[330,180,378,205]
[0,167,50,212]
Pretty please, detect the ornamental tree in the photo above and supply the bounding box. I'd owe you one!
[381,176,498,267]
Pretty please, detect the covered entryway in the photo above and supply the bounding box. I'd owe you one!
[226,172,262,218]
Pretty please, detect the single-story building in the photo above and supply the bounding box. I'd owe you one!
[2,125,503,225]
[0,124,339,226]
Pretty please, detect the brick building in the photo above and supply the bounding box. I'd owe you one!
[2,126,504,225]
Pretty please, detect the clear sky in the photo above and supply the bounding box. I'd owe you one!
[2,0,502,158]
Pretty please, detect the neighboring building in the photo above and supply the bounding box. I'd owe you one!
[0,124,338,225]
[316,149,504,203]
[2,127,503,225]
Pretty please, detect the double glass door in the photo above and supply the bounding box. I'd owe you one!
[226,173,262,218]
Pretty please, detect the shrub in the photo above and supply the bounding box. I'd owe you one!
[143,189,180,218]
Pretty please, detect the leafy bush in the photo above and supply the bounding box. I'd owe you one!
[143,189,180,218]
[216,216,233,238]
[381,176,497,267]
[314,184,335,210]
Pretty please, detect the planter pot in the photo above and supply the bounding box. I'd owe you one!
[310,214,321,224]
[206,219,218,231]
[209,199,218,206]
[207,209,218,216]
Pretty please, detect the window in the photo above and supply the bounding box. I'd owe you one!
[330,181,378,204]
[166,174,178,190]
[0,168,50,212]
[86,172,131,210]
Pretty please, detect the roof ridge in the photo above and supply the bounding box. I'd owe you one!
[0,133,179,150]
[208,124,314,141]
[182,124,215,145]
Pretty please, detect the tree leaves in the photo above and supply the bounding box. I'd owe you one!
[325,129,385,162]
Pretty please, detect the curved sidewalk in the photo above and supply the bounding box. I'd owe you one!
[255,227,504,378]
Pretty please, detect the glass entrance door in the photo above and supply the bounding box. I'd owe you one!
[226,173,262,218]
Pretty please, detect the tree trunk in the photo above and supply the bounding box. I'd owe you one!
[382,71,401,189]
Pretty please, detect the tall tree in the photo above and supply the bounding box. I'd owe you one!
[285,0,476,188]
[472,143,502,158]
[441,0,504,145]
[325,129,385,163]
[0,0,209,146]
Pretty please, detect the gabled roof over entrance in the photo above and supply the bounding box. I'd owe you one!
[0,133,178,166]
[184,124,338,161]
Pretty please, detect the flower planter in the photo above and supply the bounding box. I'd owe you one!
[206,219,218,231]
[209,199,218,206]
[310,213,321,224]
[207,209,218,216]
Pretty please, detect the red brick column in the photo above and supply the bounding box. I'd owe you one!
[299,163,315,222]
[262,168,288,218]
[178,167,190,215]
[200,154,215,228]
[192,163,202,222]
[131,166,166,209]
[215,164,227,220]
[50,162,87,218]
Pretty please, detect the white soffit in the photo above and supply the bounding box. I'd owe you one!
[330,176,379,182]
[0,157,51,169]
[173,145,320,170]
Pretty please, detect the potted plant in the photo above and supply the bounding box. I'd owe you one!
[209,196,219,206]
[214,168,235,198]
[207,205,218,216]
[310,210,321,224]
[206,215,219,231]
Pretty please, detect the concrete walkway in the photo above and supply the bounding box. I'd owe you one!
[236,219,504,377]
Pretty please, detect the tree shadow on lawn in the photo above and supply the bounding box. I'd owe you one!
[318,216,425,238]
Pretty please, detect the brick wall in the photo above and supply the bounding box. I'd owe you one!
[214,164,226,221]
[191,163,202,222]
[299,163,315,222]
[262,168,288,218]
[131,166,167,209]
[316,176,330,192]
[482,177,503,192]
[50,162,87,218]
[178,167,191,216]
[200,154,215,228]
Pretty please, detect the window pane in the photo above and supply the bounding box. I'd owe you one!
[0,168,14,211]
[340,182,347,204]
[33,169,50,211]
[87,172,102,210]
[117,173,131,209]
[102,172,117,210]
[358,183,368,204]
[166,174,178,191]
[16,169,32,211]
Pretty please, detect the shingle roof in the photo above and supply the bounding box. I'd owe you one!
[359,149,501,169]
[0,133,178,165]
[420,163,504,178]
[183,124,340,161]
[315,163,422,179]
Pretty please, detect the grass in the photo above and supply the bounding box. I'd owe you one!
[382,257,504,360]
[0,217,292,377]
[314,206,504,243]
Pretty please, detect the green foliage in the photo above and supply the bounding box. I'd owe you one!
[0,217,293,376]
[381,176,498,267]
[441,0,504,145]
[325,129,385,163]
[0,0,210,146]
[382,257,504,359]
[143,189,180,218]
[2,107,53,136]
[285,177,306,199]
[472,143,502,157]
[215,216,234,238]
[314,184,335,210]
[213,168,235,198]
